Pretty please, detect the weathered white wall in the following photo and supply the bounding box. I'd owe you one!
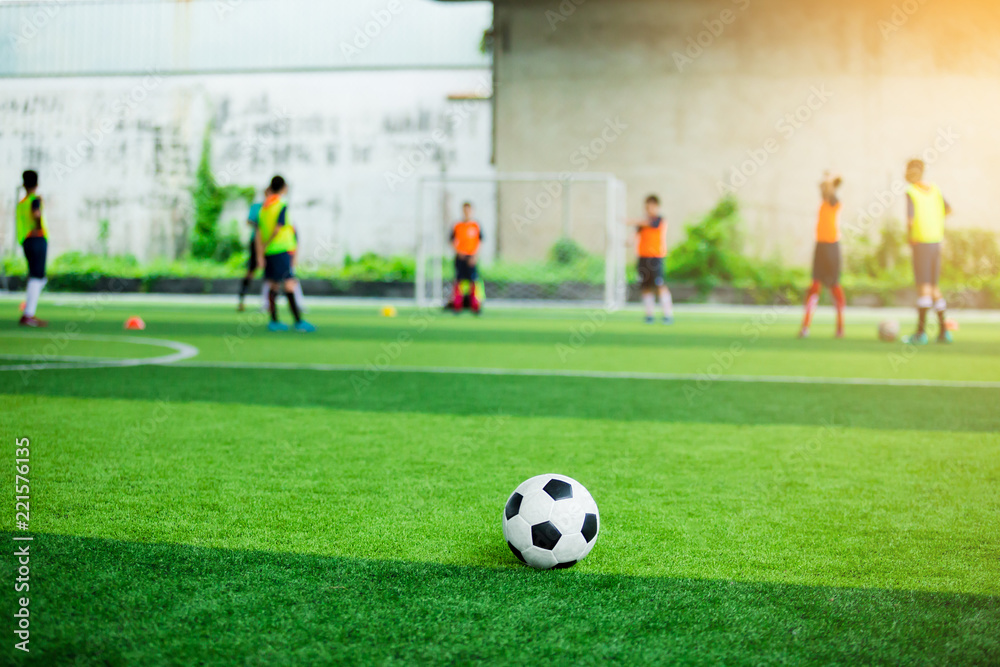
[493,0,1000,263]
[0,69,493,263]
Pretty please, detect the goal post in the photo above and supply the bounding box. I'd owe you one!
[416,172,628,309]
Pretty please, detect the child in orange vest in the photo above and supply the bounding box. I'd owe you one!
[800,172,846,338]
[631,195,673,324]
[450,202,484,314]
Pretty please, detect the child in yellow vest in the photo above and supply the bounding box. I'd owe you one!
[254,175,315,333]
[16,170,48,327]
[901,159,952,345]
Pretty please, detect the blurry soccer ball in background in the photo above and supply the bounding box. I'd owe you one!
[878,320,900,342]
[381,306,398,318]
[503,473,599,570]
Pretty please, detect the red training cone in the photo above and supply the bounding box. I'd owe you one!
[124,316,146,331]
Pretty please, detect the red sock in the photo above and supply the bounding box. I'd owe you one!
[832,285,846,332]
[802,281,821,330]
[452,282,464,310]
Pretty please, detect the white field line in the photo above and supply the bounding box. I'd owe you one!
[0,333,996,388]
[173,360,1000,389]
[0,333,198,372]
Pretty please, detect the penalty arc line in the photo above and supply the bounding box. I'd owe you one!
[0,333,199,371]
[172,360,1000,389]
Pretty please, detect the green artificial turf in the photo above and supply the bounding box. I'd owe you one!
[2,534,998,666]
[1,301,999,665]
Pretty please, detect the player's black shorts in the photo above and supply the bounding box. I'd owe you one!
[263,251,294,282]
[912,243,941,285]
[637,257,665,290]
[247,236,258,272]
[22,237,47,279]
[455,255,478,282]
[812,242,841,287]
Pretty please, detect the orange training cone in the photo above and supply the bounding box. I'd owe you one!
[19,301,26,312]
[124,316,146,331]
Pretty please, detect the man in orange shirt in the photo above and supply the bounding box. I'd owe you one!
[632,195,673,324]
[449,202,484,314]
[799,171,846,338]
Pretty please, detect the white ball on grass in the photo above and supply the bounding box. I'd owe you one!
[502,474,599,569]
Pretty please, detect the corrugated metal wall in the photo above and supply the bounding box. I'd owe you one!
[0,0,492,77]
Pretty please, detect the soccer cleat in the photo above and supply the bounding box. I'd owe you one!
[937,330,953,344]
[267,321,289,332]
[902,332,928,346]
[798,327,810,339]
[662,316,674,325]
[294,321,316,333]
[18,315,48,328]
[237,302,245,312]
[644,315,655,324]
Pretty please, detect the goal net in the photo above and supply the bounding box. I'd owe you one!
[416,173,628,309]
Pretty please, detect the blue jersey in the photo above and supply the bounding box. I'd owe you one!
[248,202,263,240]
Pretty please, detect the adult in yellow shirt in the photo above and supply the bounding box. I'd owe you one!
[15,170,49,327]
[901,159,952,345]
[254,175,315,333]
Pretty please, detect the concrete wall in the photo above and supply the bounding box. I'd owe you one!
[492,0,1000,264]
[0,70,492,264]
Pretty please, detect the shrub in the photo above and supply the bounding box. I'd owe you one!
[666,196,752,293]
[548,238,589,265]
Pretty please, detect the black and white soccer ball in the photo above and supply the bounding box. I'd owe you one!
[502,473,599,569]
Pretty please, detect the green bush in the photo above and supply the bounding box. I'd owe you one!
[340,254,415,282]
[666,196,753,293]
[548,238,589,265]
[190,127,254,260]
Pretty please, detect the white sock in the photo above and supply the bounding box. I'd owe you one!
[642,292,655,317]
[934,298,947,312]
[260,282,271,312]
[661,289,674,318]
[24,278,46,318]
[294,281,307,313]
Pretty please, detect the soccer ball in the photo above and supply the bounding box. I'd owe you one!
[502,473,600,570]
[878,320,900,342]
